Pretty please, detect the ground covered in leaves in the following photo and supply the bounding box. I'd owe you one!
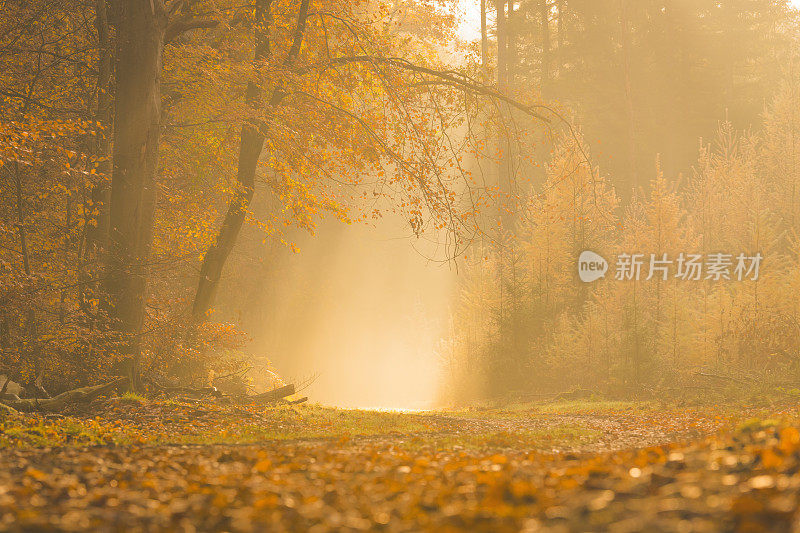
[2,396,800,531]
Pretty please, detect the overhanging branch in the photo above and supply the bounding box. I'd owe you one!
[299,55,553,123]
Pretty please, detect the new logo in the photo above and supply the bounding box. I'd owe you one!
[578,251,608,283]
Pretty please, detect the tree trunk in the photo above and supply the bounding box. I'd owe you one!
[80,0,114,326]
[556,0,564,50]
[192,0,310,323]
[495,0,512,356]
[496,1,507,91]
[480,0,488,77]
[192,127,263,322]
[506,1,517,90]
[0,378,127,413]
[86,0,113,257]
[104,1,166,389]
[247,383,295,404]
[540,0,551,95]
[192,0,272,323]
[13,162,42,390]
[619,0,638,198]
[495,0,513,229]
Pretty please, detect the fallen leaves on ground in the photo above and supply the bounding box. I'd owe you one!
[1,399,800,531]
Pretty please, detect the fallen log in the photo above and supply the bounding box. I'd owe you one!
[0,377,128,413]
[288,396,308,405]
[245,384,295,404]
[693,371,749,385]
[156,385,223,399]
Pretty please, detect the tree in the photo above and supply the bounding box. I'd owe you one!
[511,0,796,195]
[192,0,310,323]
[102,1,166,387]
[182,0,557,327]
[103,0,218,387]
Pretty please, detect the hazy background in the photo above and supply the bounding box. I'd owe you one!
[216,0,800,408]
[240,220,455,409]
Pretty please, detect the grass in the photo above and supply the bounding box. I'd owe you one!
[445,398,654,421]
[150,404,443,445]
[536,399,649,413]
[2,394,798,450]
[115,391,147,405]
[0,416,136,447]
[0,399,607,450]
[403,424,603,452]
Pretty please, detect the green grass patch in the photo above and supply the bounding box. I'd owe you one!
[536,399,649,414]
[444,398,654,421]
[147,404,442,445]
[115,392,147,405]
[0,415,137,447]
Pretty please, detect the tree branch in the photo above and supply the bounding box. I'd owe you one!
[296,55,552,123]
[268,0,311,107]
[164,16,219,44]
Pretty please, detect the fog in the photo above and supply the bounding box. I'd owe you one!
[215,0,800,408]
[249,220,454,409]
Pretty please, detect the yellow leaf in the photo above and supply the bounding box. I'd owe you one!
[779,427,800,454]
[26,468,46,481]
[252,459,272,473]
[760,448,782,469]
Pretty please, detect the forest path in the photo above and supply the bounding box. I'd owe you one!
[1,400,795,531]
[1,413,797,532]
[415,412,690,452]
[379,406,722,454]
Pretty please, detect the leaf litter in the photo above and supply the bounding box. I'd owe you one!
[1,398,800,531]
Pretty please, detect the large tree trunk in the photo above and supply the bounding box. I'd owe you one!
[104,1,166,389]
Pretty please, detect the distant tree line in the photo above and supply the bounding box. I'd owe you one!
[441,80,800,402]
[486,0,796,196]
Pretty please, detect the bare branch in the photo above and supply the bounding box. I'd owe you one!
[299,55,552,123]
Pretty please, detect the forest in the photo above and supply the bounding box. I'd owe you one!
[2,0,800,531]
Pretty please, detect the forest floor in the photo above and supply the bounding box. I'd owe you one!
[2,395,800,531]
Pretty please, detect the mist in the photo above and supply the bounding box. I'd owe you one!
[7,1,800,530]
[247,220,454,409]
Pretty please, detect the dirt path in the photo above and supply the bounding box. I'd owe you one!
[1,402,791,531]
[413,408,721,453]
[1,418,797,532]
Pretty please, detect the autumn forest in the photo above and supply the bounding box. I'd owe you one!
[3,0,800,531]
